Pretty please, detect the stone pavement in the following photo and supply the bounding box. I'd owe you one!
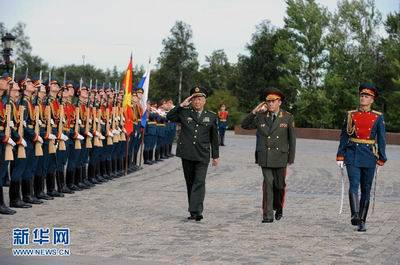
[0,131,399,265]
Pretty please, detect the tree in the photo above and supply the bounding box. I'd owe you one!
[151,21,199,103]
[199,49,231,93]
[284,0,330,90]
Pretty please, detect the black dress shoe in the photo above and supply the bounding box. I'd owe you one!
[10,200,32,208]
[37,193,54,200]
[0,205,16,215]
[47,191,64,197]
[275,210,283,221]
[262,218,274,223]
[358,221,367,232]
[195,215,203,221]
[23,196,43,204]
[187,215,195,220]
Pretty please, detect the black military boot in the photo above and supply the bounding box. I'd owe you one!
[67,170,81,191]
[95,162,107,182]
[133,153,139,170]
[106,160,115,179]
[160,146,166,159]
[4,170,11,187]
[22,179,43,204]
[101,162,111,180]
[75,167,89,189]
[88,164,100,185]
[144,150,151,164]
[119,158,126,176]
[155,148,162,162]
[9,180,32,208]
[82,165,94,187]
[57,171,74,194]
[46,172,64,197]
[0,187,16,214]
[358,200,370,232]
[349,192,360,226]
[221,135,225,146]
[168,143,174,157]
[35,175,53,200]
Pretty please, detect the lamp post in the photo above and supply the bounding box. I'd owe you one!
[1,32,16,73]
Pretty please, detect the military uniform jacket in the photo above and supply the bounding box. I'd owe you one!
[166,106,219,163]
[241,110,296,168]
[336,109,387,168]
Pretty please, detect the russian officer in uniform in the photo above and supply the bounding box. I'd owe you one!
[241,88,296,223]
[166,86,219,221]
[336,83,387,232]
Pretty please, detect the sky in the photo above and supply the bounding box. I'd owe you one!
[1,0,398,72]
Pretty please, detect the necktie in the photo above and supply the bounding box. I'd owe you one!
[272,113,276,122]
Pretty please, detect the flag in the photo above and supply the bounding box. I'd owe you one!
[122,54,134,136]
[138,60,151,127]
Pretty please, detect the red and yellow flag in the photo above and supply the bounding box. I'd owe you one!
[122,55,134,136]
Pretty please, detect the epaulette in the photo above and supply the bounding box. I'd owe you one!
[372,110,382,115]
[208,110,216,115]
[348,109,357,114]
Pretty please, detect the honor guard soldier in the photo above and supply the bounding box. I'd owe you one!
[241,88,296,223]
[0,73,17,214]
[143,101,157,165]
[217,104,229,146]
[166,86,219,221]
[336,83,387,232]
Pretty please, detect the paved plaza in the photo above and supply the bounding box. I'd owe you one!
[0,131,399,265]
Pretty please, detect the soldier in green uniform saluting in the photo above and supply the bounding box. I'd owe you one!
[241,88,296,223]
[166,86,219,222]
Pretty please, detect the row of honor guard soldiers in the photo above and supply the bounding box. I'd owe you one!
[0,70,176,215]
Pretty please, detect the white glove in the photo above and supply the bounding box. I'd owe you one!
[108,131,114,137]
[77,134,84,140]
[9,121,15,127]
[37,135,43,144]
[48,133,57,140]
[117,128,122,133]
[100,120,105,125]
[60,133,69,141]
[112,129,119,135]
[99,134,105,140]
[21,138,27,147]
[78,119,82,125]
[23,121,27,127]
[50,119,55,125]
[336,161,344,168]
[87,132,93,138]
[7,137,16,147]
[38,119,43,126]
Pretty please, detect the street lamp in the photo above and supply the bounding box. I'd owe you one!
[1,32,16,73]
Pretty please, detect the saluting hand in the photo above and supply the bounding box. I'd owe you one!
[180,95,193,108]
[252,102,267,114]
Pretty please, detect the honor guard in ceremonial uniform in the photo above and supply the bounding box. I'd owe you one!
[132,89,143,171]
[46,78,67,198]
[143,101,157,165]
[32,78,55,201]
[241,88,296,223]
[155,100,167,161]
[0,73,17,214]
[166,86,219,221]
[336,83,387,232]
[165,98,176,157]
[217,104,229,146]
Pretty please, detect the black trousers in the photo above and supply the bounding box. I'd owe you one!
[181,159,209,215]
[261,167,286,219]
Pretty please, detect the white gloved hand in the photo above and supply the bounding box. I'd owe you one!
[21,138,27,147]
[50,119,55,125]
[7,137,16,147]
[87,132,93,138]
[112,129,119,135]
[77,134,84,140]
[99,134,105,140]
[23,121,27,127]
[60,133,69,141]
[78,119,82,125]
[9,121,15,127]
[48,133,57,140]
[336,161,344,168]
[108,131,114,137]
[38,119,43,126]
[100,120,105,125]
[37,135,43,144]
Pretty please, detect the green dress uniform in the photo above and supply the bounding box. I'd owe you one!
[166,86,219,221]
[241,89,296,222]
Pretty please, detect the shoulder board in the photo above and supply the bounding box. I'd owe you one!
[208,110,216,115]
[348,110,357,114]
[372,110,382,115]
